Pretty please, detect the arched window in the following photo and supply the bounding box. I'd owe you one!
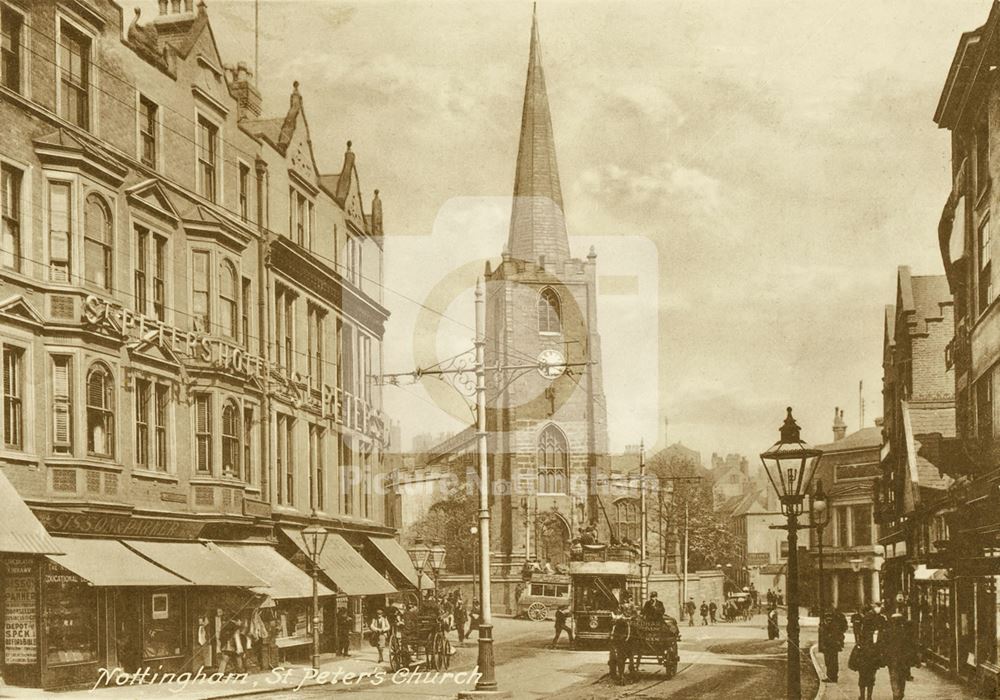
[221,399,241,477]
[219,260,237,339]
[84,194,112,290]
[615,499,640,544]
[537,424,569,494]
[538,288,561,334]
[86,364,114,457]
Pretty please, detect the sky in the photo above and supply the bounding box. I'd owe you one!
[124,0,990,459]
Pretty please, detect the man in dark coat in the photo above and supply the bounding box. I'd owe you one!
[880,612,919,700]
[336,608,352,656]
[454,600,468,643]
[550,606,573,648]
[767,606,779,640]
[699,602,709,625]
[818,609,847,682]
[642,592,665,622]
[684,598,697,626]
[708,601,717,624]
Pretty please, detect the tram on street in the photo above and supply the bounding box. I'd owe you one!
[568,543,640,647]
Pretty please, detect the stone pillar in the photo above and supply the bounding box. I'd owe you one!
[872,567,881,603]
[857,571,865,605]
[831,571,839,609]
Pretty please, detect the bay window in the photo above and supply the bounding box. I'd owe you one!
[52,355,73,454]
[49,182,71,282]
[194,393,211,473]
[221,399,240,477]
[192,251,210,332]
[219,260,237,339]
[84,194,112,291]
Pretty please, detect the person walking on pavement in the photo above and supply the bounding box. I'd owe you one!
[709,600,717,624]
[642,591,665,622]
[767,606,780,640]
[700,601,709,625]
[551,606,574,648]
[819,609,846,682]
[454,599,468,643]
[369,609,391,663]
[336,607,352,656]
[850,603,885,700]
[880,611,919,700]
[685,598,696,627]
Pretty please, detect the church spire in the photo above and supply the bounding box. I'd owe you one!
[507,4,571,263]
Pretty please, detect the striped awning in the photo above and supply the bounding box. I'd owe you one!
[282,527,396,597]
[47,538,188,586]
[124,540,266,587]
[215,543,335,600]
[0,469,61,554]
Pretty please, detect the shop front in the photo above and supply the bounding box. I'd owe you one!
[914,566,955,671]
[280,527,396,651]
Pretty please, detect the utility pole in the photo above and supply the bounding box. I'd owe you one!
[472,278,497,694]
[639,439,648,601]
[682,501,689,618]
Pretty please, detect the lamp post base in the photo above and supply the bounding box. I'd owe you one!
[455,624,510,699]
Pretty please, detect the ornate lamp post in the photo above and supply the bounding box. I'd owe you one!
[760,407,823,700]
[408,538,432,599]
[811,480,830,624]
[429,541,447,590]
[301,518,329,671]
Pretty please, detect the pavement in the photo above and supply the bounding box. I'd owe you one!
[806,629,973,700]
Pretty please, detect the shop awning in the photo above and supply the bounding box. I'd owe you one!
[215,544,336,600]
[46,537,189,586]
[367,535,433,590]
[0,469,61,554]
[914,564,950,581]
[124,540,266,588]
[282,527,396,597]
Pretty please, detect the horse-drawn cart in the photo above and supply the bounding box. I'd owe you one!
[388,607,452,672]
[609,614,681,682]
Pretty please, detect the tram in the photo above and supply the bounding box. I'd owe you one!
[569,543,640,647]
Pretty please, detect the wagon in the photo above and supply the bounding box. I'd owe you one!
[388,608,452,671]
[609,614,681,682]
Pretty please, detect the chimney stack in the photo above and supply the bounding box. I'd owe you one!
[159,0,195,16]
[833,406,847,441]
[229,62,261,120]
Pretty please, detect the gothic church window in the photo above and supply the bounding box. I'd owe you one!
[538,288,561,334]
[537,424,568,494]
[615,498,639,543]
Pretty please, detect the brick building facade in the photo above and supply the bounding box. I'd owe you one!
[0,0,420,690]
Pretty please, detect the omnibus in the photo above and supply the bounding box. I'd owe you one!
[515,573,571,620]
[569,543,640,646]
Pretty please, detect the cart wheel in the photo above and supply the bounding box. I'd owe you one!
[389,648,402,672]
[527,602,548,621]
[663,659,677,679]
[432,633,446,670]
[440,638,452,670]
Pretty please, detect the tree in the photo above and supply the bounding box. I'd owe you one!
[645,452,744,574]
[409,489,478,575]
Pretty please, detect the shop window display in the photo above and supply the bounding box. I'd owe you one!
[144,591,183,659]
[43,563,97,665]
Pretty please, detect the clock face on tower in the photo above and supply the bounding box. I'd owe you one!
[538,348,566,380]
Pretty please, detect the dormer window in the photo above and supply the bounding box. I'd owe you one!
[538,287,561,334]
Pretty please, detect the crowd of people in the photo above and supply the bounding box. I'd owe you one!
[365,589,482,664]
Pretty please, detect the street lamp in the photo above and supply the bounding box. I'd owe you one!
[408,538,432,598]
[301,516,329,671]
[429,541,447,589]
[811,480,830,624]
[760,407,823,700]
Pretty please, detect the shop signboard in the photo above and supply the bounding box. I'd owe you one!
[3,558,37,665]
[746,552,770,567]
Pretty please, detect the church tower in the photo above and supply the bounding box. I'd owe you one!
[485,7,609,574]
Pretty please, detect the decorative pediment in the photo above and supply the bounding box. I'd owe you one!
[33,130,128,188]
[285,115,318,186]
[0,295,44,327]
[344,171,367,234]
[126,179,181,226]
[126,332,182,368]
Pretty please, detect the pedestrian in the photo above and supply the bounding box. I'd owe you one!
[767,606,779,640]
[819,610,846,682]
[709,600,717,624]
[850,603,884,700]
[641,591,665,622]
[766,589,774,607]
[336,607,351,655]
[454,600,468,643]
[880,611,919,700]
[684,598,696,627]
[369,609,390,663]
[551,606,574,648]
[700,601,709,625]
[470,600,482,638]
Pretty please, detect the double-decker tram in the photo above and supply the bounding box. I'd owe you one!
[569,543,640,647]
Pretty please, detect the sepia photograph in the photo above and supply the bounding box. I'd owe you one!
[0,0,995,698]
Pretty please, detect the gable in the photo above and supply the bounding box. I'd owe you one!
[285,112,318,185]
[344,168,366,233]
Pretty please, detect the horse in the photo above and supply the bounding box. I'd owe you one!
[608,616,637,683]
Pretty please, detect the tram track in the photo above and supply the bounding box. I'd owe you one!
[591,657,698,697]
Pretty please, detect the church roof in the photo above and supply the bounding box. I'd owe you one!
[507,7,570,264]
